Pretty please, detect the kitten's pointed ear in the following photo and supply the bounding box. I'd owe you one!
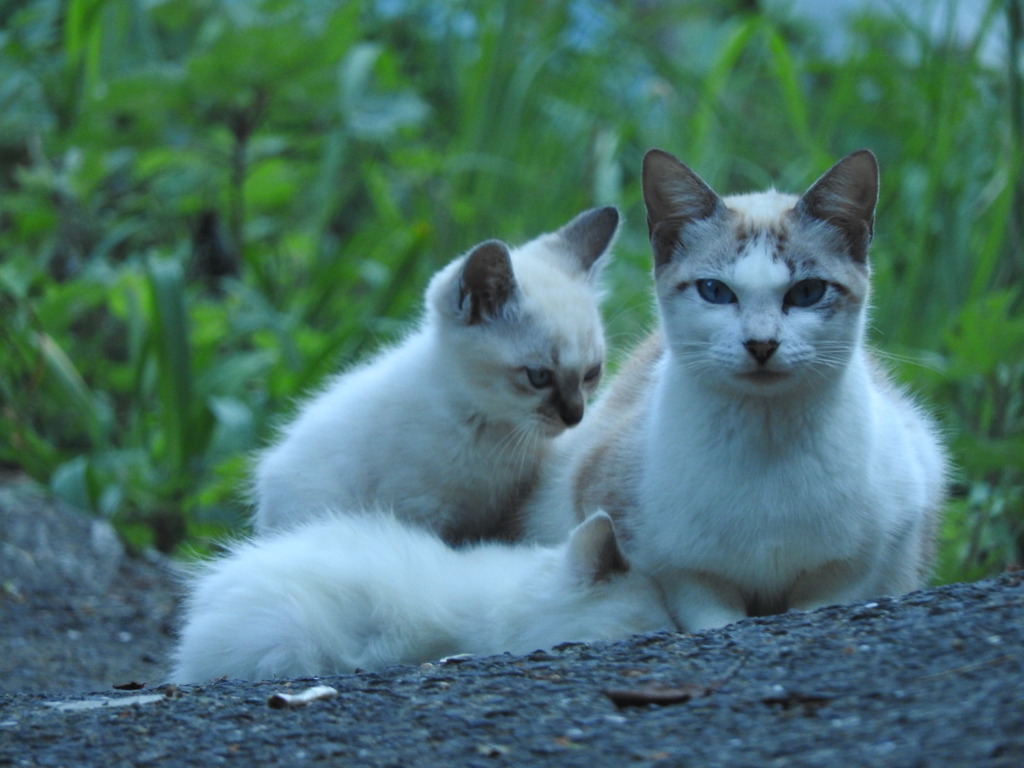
[797,149,878,263]
[457,240,516,324]
[642,149,724,269]
[556,206,620,278]
[567,512,630,585]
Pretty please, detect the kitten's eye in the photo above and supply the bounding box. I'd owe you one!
[785,279,827,308]
[526,367,554,388]
[583,364,602,384]
[696,279,737,305]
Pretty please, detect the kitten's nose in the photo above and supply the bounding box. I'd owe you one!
[557,396,584,427]
[744,339,779,365]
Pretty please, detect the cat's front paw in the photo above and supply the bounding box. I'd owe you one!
[663,575,747,633]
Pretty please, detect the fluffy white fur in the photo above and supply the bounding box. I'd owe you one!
[253,208,618,542]
[526,149,947,632]
[171,511,671,682]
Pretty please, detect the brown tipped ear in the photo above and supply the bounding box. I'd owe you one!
[457,240,516,324]
[556,206,620,278]
[797,149,879,263]
[567,512,630,585]
[642,149,724,269]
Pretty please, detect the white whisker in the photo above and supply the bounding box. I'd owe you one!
[870,347,945,372]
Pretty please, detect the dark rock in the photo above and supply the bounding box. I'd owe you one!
[0,476,123,598]
[0,475,181,696]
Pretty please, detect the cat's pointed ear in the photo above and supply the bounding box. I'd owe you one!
[456,240,516,325]
[567,511,630,585]
[796,149,878,263]
[642,149,725,269]
[556,206,620,279]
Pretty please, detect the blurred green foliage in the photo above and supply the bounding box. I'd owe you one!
[0,0,1021,579]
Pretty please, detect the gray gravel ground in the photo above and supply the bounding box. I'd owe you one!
[1,476,1022,767]
[0,476,180,696]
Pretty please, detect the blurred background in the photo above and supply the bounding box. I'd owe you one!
[0,0,1021,583]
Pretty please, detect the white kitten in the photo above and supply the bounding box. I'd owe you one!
[171,511,670,682]
[253,208,618,543]
[526,149,947,631]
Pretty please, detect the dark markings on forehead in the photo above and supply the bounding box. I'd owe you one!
[736,216,859,281]
[734,216,789,246]
[660,209,848,279]
[795,256,819,274]
[734,218,793,272]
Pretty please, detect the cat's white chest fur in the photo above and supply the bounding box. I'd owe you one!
[640,354,872,591]
[635,345,943,631]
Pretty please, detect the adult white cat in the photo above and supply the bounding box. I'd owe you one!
[254,207,618,542]
[526,149,947,631]
[171,511,670,682]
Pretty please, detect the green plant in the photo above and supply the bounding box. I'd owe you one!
[0,0,1020,576]
[926,291,1024,582]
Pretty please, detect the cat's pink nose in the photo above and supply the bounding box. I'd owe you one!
[744,339,779,365]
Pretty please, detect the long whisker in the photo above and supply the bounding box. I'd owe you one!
[488,418,542,480]
[491,420,529,463]
[870,347,945,372]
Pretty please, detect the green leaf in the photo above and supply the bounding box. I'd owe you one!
[146,255,194,473]
[33,331,107,449]
[338,44,429,140]
[207,396,256,461]
[945,291,1024,377]
[50,455,98,513]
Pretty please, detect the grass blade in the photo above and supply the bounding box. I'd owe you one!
[146,256,194,475]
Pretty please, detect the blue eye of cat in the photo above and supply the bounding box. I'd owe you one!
[696,279,737,305]
[785,279,827,308]
[526,367,554,388]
